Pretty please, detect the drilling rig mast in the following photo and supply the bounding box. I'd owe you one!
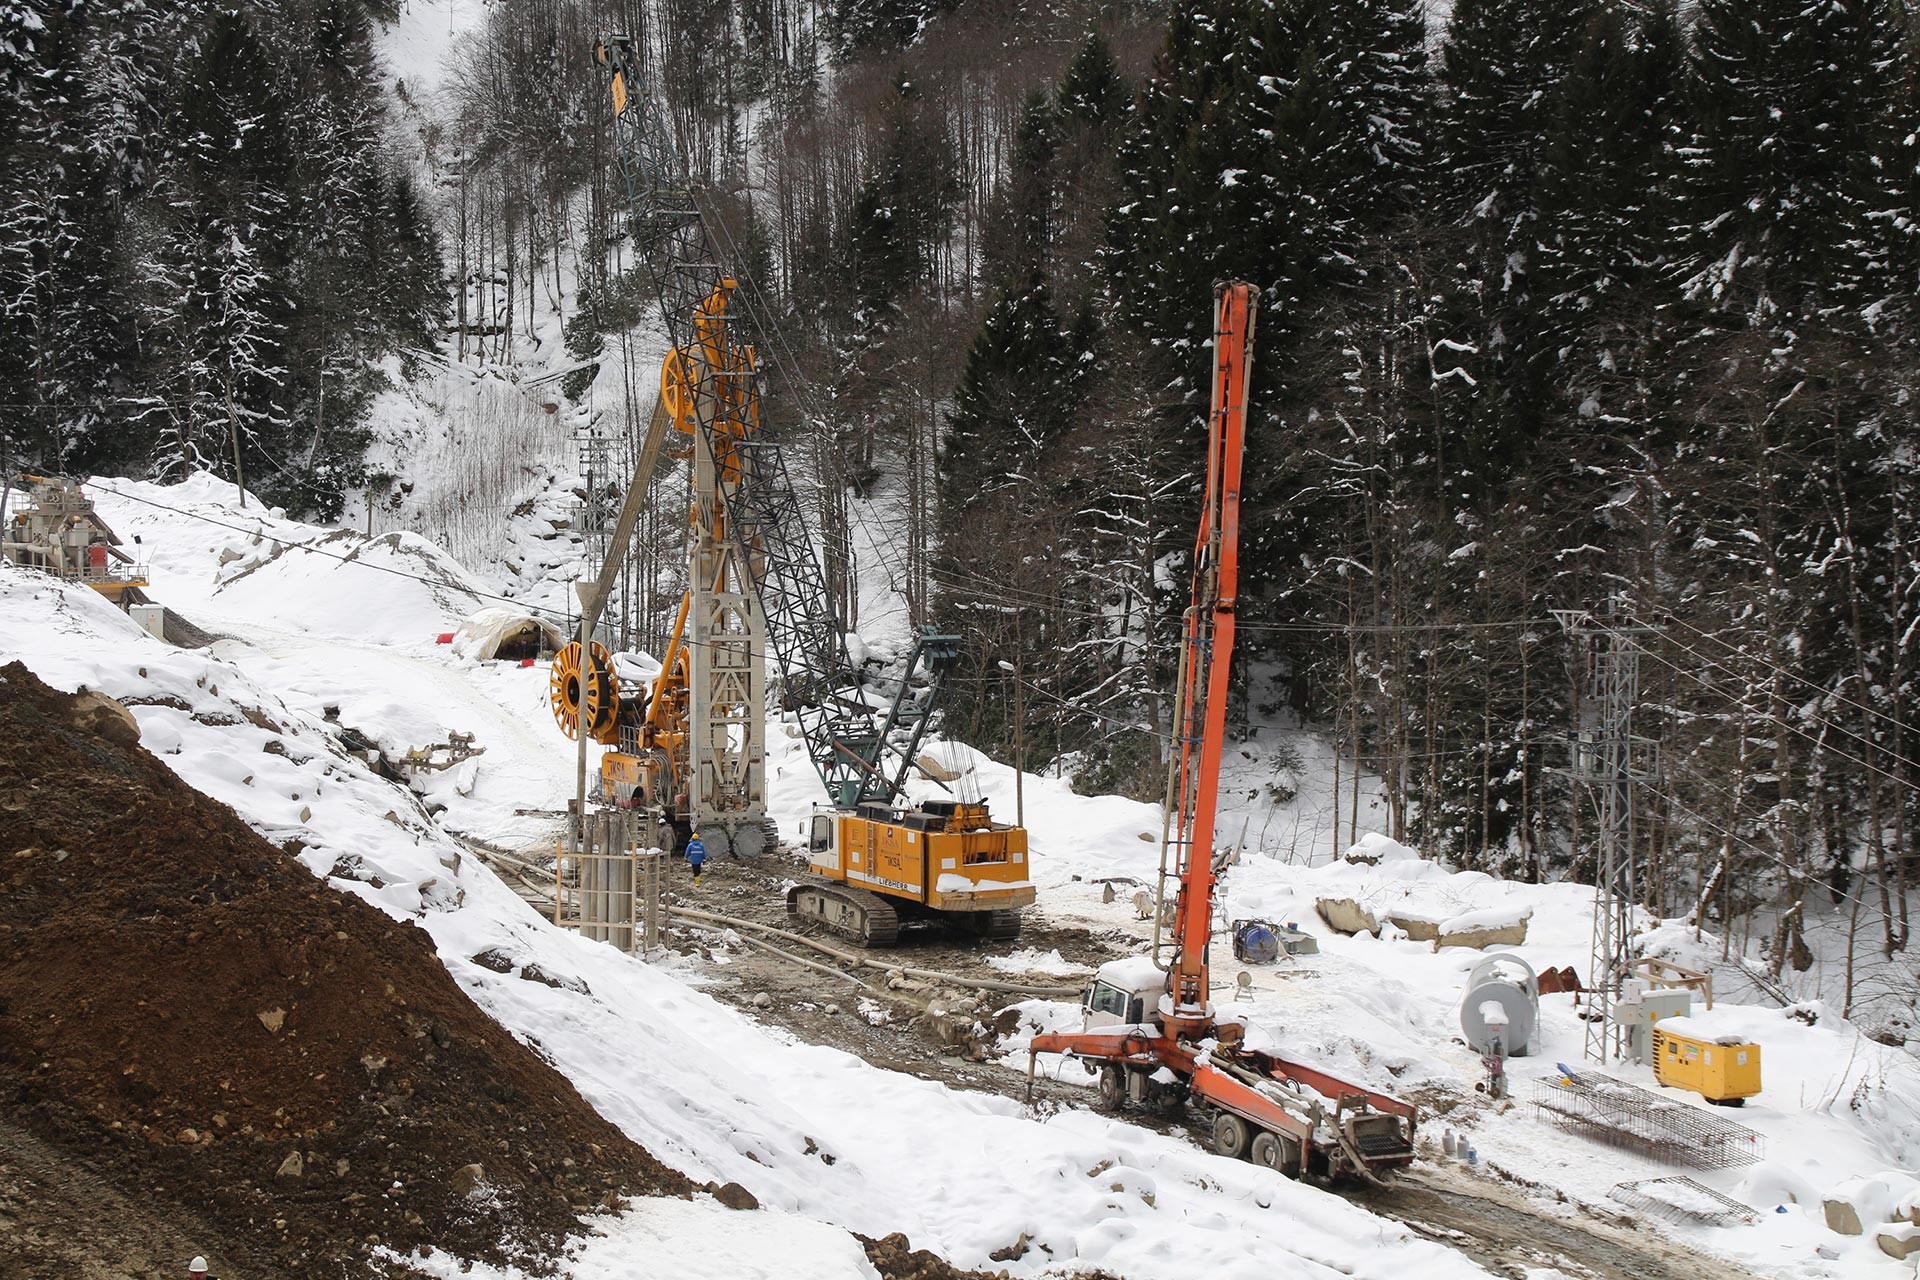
[551,35,1034,940]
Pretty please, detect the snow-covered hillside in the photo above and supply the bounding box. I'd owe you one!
[0,478,1475,1278]
[4,472,1917,1280]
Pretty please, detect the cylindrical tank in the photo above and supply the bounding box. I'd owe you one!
[1459,953,1541,1057]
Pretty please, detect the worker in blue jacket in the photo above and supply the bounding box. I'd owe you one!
[684,831,706,886]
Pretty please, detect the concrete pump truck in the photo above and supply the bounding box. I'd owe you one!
[1027,283,1418,1183]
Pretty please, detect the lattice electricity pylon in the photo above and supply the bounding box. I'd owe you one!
[573,427,615,580]
[1554,600,1661,1064]
[595,34,955,812]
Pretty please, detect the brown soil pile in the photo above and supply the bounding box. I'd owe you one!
[860,1232,1011,1280]
[0,662,688,1278]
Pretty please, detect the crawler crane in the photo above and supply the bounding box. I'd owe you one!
[1027,283,1417,1181]
[549,35,1034,944]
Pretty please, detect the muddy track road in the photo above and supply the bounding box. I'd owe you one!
[475,841,1756,1280]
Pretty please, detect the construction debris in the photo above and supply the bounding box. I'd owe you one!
[399,730,485,776]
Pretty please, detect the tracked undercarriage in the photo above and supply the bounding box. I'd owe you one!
[787,878,1023,948]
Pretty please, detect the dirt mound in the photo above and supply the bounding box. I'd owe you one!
[860,1232,1008,1280]
[0,662,687,1278]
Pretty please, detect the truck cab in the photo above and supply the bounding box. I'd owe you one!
[1083,956,1168,1030]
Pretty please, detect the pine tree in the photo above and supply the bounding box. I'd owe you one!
[942,272,1074,505]
[936,271,1078,754]
[376,171,448,350]
[1886,20,1920,324]
[842,74,959,313]
[981,91,1060,288]
[1056,34,1128,131]
[1532,2,1683,425]
[1109,0,1428,362]
[1105,0,1251,354]
[0,0,169,469]
[829,0,941,58]
[1427,0,1597,497]
[1682,0,1905,317]
[2,2,442,510]
[154,8,296,492]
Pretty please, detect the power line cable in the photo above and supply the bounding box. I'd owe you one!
[73,479,1055,713]
[1649,785,1885,922]
[1643,626,1920,781]
[928,551,1558,638]
[692,192,1563,649]
[1630,639,1920,798]
[1652,607,1911,735]
[1648,732,1910,929]
[83,480,822,669]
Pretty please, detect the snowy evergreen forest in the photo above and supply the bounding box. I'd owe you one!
[7,0,1920,986]
[0,1,445,514]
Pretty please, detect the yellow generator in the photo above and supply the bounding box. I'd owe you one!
[1653,1020,1761,1105]
[793,799,1035,946]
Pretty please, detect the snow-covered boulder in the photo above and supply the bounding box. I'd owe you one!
[1385,908,1444,942]
[1877,1222,1920,1260]
[1436,905,1531,949]
[1343,832,1421,865]
[1823,1171,1920,1236]
[1316,897,1380,936]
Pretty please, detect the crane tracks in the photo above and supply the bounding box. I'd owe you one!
[787,879,901,947]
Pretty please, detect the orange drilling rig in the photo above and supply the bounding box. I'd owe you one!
[552,35,1034,945]
[1027,283,1417,1182]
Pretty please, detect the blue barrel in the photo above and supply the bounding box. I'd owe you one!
[1234,920,1281,963]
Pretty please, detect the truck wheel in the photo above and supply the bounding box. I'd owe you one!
[1212,1111,1252,1159]
[1250,1130,1299,1175]
[1096,1064,1127,1113]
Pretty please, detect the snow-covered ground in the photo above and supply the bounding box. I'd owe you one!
[0,479,1476,1279]
[4,472,1917,1280]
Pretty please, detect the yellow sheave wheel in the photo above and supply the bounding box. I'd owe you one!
[549,641,621,743]
[550,641,586,740]
[581,641,619,742]
[660,346,696,434]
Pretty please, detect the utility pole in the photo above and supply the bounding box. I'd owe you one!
[0,432,13,536]
[1554,599,1660,1064]
[224,385,247,508]
[998,658,1024,828]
